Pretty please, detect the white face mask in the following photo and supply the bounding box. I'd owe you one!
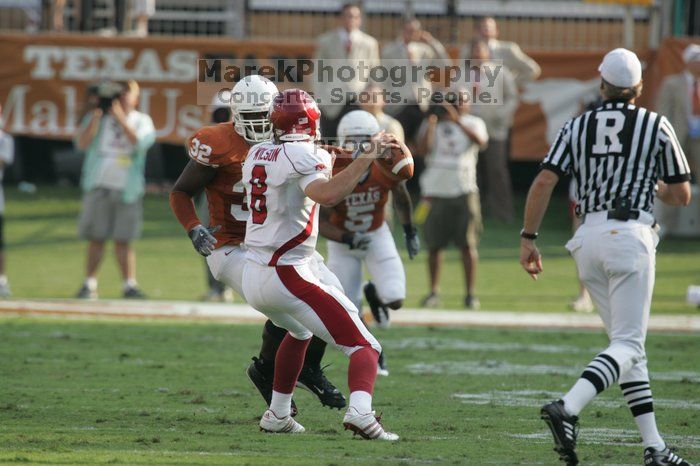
[234,110,273,143]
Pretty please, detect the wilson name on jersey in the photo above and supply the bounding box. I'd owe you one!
[187,123,250,247]
[243,141,332,266]
[329,157,398,233]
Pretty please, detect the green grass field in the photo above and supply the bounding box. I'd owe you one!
[4,186,700,313]
[0,319,698,465]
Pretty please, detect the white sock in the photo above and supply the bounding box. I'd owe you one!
[124,278,138,290]
[561,378,598,416]
[269,390,293,418]
[634,412,665,450]
[349,391,373,414]
[85,277,98,291]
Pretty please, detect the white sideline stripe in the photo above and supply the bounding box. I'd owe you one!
[0,299,698,332]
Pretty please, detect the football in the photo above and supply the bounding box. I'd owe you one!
[374,141,414,181]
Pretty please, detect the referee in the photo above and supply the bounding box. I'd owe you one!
[520,49,693,466]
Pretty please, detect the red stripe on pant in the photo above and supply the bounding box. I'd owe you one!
[276,265,379,394]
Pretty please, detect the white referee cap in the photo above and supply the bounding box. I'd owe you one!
[598,48,642,88]
[683,44,700,63]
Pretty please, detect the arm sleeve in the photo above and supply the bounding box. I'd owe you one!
[507,43,541,84]
[169,190,201,232]
[657,116,691,184]
[540,120,573,177]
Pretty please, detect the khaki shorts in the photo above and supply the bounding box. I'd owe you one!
[78,188,143,242]
[423,193,482,250]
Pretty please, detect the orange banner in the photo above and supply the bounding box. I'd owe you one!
[0,33,695,160]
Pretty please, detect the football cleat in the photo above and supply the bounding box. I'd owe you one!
[364,282,390,328]
[76,284,98,300]
[644,446,694,466]
[297,364,347,409]
[540,400,579,466]
[259,409,305,434]
[246,357,298,417]
[377,352,389,377]
[343,407,399,441]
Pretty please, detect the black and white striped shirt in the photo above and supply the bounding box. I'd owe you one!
[542,99,691,216]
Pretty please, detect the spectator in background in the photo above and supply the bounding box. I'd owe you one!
[0,105,14,297]
[417,90,488,309]
[359,84,405,143]
[313,2,379,139]
[381,18,450,147]
[74,80,155,299]
[656,44,700,179]
[470,39,519,223]
[132,0,155,37]
[465,16,541,89]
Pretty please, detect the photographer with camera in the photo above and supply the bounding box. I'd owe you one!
[74,80,155,299]
[416,89,488,310]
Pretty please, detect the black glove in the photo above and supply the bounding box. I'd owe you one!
[403,224,420,260]
[341,232,372,251]
[188,225,221,257]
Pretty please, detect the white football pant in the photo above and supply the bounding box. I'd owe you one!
[242,260,381,356]
[566,211,659,383]
[326,222,406,311]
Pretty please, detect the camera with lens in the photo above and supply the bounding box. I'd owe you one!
[96,81,124,111]
[428,90,460,118]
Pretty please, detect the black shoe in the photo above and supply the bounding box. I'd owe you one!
[540,400,579,466]
[644,446,693,466]
[297,364,346,410]
[465,295,480,310]
[246,357,298,417]
[123,286,146,299]
[76,284,97,300]
[364,282,389,328]
[377,351,389,376]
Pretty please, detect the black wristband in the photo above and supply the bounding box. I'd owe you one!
[403,224,416,237]
[520,229,538,240]
[341,232,354,247]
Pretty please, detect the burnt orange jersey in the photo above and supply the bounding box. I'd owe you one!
[329,157,399,233]
[187,123,250,248]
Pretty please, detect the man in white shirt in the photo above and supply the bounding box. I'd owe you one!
[416,90,489,309]
[313,3,380,139]
[75,80,156,299]
[0,104,14,297]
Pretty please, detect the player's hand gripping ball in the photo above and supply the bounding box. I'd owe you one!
[374,137,414,181]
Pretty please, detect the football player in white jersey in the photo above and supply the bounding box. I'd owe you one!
[320,110,419,376]
[242,89,400,440]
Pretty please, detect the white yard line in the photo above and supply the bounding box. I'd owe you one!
[0,299,698,332]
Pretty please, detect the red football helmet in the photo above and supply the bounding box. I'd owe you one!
[269,89,321,142]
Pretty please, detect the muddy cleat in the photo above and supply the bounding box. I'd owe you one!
[377,352,389,376]
[540,400,579,466]
[343,407,399,441]
[246,357,298,417]
[123,286,146,299]
[364,282,390,328]
[465,295,480,310]
[297,364,346,409]
[259,409,305,433]
[644,446,694,466]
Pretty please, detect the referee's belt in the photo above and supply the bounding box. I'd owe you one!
[581,210,656,227]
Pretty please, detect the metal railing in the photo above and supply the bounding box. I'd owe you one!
[0,0,660,51]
